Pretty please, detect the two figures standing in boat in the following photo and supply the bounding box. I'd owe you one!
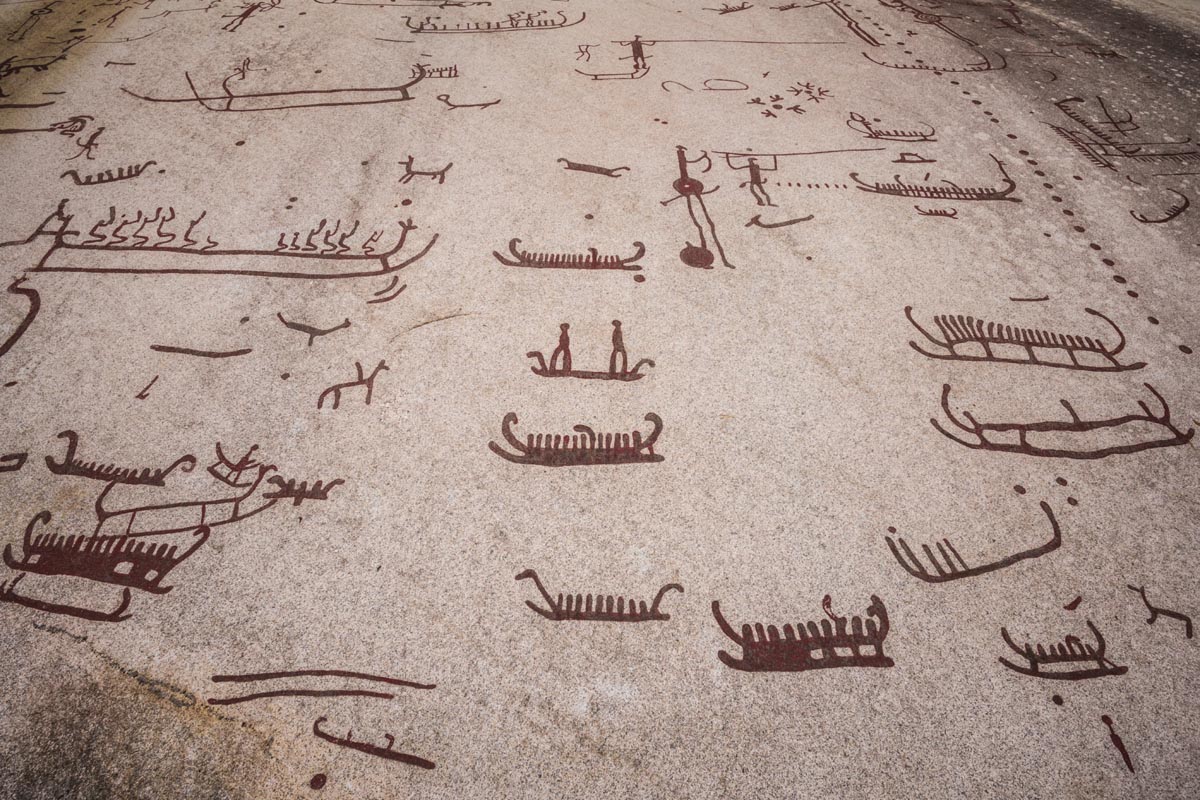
[527,321,654,381]
[550,321,627,374]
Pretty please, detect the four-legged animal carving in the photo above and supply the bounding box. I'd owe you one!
[317,360,389,409]
[399,155,453,185]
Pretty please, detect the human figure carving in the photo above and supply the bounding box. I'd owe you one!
[550,323,571,372]
[609,320,627,375]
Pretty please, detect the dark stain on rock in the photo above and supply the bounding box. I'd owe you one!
[2,626,285,800]
[32,620,197,709]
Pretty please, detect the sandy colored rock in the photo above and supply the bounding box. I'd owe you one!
[1,0,1198,797]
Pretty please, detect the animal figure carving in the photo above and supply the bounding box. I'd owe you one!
[317,360,388,409]
[399,155,453,184]
[1127,585,1193,639]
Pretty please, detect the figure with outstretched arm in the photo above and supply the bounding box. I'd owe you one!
[550,323,571,372]
[618,35,654,71]
[746,157,774,207]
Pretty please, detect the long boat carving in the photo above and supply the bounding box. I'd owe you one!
[712,595,895,672]
[4,200,436,280]
[488,412,663,466]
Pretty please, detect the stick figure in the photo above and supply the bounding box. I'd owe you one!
[7,2,58,44]
[1101,715,1134,773]
[661,146,734,269]
[744,157,775,206]
[617,35,654,71]
[68,126,104,161]
[609,320,627,375]
[550,323,571,372]
[221,0,279,32]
